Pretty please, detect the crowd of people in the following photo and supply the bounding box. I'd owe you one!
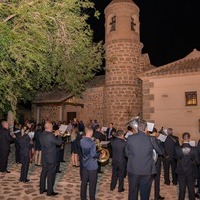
[0,118,200,200]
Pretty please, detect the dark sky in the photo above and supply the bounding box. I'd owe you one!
[89,0,200,67]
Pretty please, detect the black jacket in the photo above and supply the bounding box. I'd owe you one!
[106,128,116,140]
[93,131,106,141]
[164,135,179,161]
[40,131,62,164]
[175,143,199,177]
[19,134,31,157]
[110,137,126,165]
[0,126,11,151]
[125,132,164,175]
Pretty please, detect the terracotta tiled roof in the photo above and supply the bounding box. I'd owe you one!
[33,90,72,104]
[139,49,200,79]
[86,75,105,88]
[33,76,105,103]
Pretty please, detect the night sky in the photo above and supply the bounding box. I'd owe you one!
[89,0,200,68]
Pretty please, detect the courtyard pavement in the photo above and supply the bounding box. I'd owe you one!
[0,143,190,200]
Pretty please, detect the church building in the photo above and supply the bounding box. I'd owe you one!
[32,0,200,140]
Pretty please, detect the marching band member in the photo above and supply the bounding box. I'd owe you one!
[19,125,30,182]
[110,130,126,192]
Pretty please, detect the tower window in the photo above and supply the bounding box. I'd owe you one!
[185,91,197,106]
[110,16,116,32]
[131,17,136,31]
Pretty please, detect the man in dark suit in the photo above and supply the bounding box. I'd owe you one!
[0,120,12,173]
[175,132,199,200]
[93,125,106,142]
[163,128,179,185]
[39,122,62,196]
[106,122,116,141]
[125,120,164,200]
[110,130,126,192]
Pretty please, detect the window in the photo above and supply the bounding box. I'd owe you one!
[110,16,116,32]
[131,17,136,31]
[185,91,197,106]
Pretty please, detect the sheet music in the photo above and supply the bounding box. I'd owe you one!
[101,127,108,132]
[189,140,196,147]
[59,124,68,134]
[157,134,167,142]
[100,141,110,145]
[147,122,154,132]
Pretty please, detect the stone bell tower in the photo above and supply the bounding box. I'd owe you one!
[103,0,151,129]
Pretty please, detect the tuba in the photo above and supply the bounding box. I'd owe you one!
[96,140,110,166]
[126,114,141,133]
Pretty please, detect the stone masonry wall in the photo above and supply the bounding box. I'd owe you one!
[142,80,155,123]
[39,105,60,122]
[82,87,104,126]
[103,0,151,130]
[104,39,146,130]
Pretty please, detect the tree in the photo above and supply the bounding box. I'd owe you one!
[0,0,103,114]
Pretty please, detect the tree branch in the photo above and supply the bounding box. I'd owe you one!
[4,14,17,22]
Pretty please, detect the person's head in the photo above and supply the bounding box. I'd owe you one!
[95,125,100,131]
[1,120,9,129]
[15,123,22,130]
[109,123,113,128]
[44,122,53,132]
[167,128,173,135]
[138,120,147,132]
[182,132,190,142]
[36,123,42,131]
[21,126,28,136]
[114,130,124,138]
[85,126,94,138]
[127,126,133,132]
[53,124,59,131]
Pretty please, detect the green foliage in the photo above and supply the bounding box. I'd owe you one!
[0,0,103,113]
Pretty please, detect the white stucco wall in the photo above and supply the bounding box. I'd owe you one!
[150,74,200,142]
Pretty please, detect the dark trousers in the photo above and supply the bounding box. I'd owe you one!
[178,175,195,200]
[197,166,200,194]
[128,173,153,200]
[81,168,97,200]
[15,142,21,163]
[60,147,65,161]
[0,149,9,172]
[163,158,177,184]
[154,158,161,198]
[40,162,57,195]
[97,162,101,173]
[110,163,125,192]
[20,154,29,181]
[56,161,60,172]
[79,155,83,180]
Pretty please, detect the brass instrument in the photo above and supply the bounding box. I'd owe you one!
[126,115,141,133]
[96,140,110,166]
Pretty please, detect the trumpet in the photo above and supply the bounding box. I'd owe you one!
[53,129,62,136]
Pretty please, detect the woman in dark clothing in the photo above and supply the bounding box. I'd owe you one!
[19,126,31,182]
[14,123,22,164]
[71,128,80,167]
[34,124,42,166]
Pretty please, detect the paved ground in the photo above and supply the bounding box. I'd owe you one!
[0,143,191,200]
